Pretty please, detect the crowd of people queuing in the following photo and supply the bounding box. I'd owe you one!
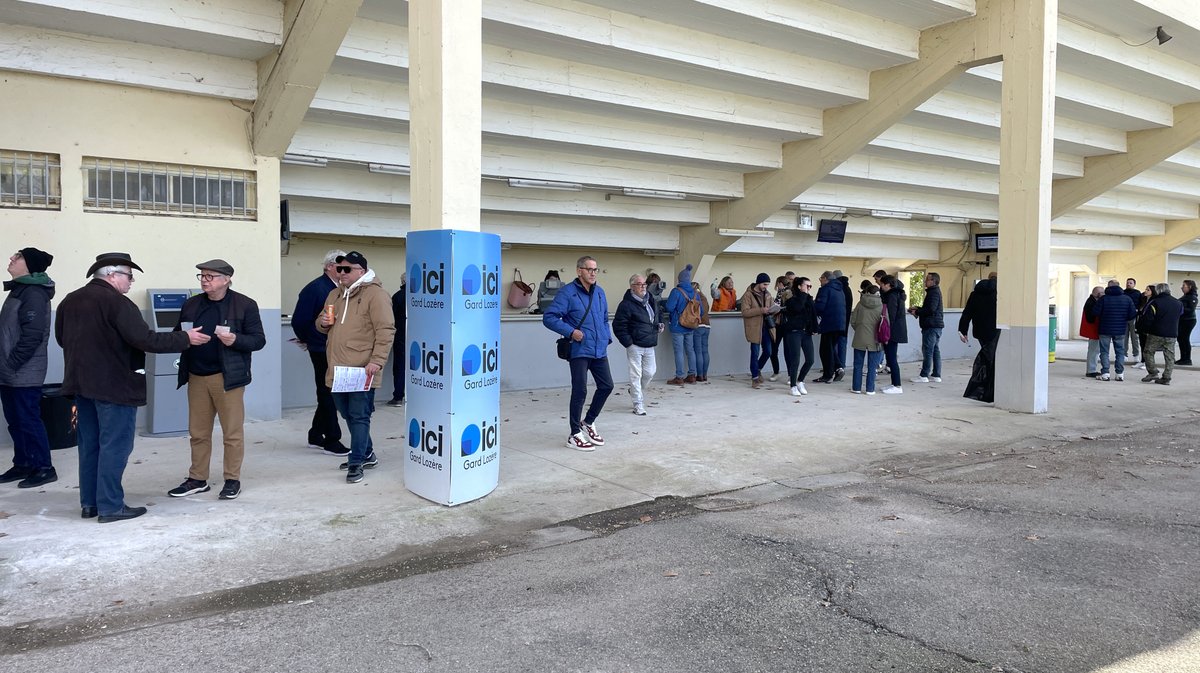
[1079,277,1197,384]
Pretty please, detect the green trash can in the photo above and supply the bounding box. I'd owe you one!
[1048,315,1057,363]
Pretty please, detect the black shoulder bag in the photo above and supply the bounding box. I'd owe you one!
[556,287,595,360]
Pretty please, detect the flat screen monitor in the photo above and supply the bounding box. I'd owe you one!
[975,233,999,253]
[817,219,847,244]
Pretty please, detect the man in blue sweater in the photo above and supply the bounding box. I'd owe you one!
[544,256,613,451]
[290,250,348,456]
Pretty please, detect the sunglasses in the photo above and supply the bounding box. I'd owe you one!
[336,266,361,274]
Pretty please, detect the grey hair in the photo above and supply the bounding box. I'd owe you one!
[1156,282,1172,296]
[93,265,128,280]
[323,249,347,266]
[576,255,596,269]
[628,273,645,286]
[1107,279,1120,287]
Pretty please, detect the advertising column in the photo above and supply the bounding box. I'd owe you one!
[405,230,501,505]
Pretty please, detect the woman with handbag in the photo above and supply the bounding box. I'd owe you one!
[740,273,779,388]
[849,281,884,394]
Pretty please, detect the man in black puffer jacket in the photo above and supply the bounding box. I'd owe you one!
[612,274,663,416]
[1094,280,1136,381]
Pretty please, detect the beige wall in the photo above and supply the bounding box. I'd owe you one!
[0,72,281,309]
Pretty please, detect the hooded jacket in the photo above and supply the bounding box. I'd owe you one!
[1095,285,1136,337]
[959,279,999,342]
[739,285,774,344]
[0,273,55,387]
[544,278,611,359]
[613,289,661,348]
[881,285,908,344]
[664,281,702,333]
[56,278,192,406]
[813,277,847,333]
[317,270,395,388]
[850,292,883,352]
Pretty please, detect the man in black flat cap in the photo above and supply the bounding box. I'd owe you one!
[0,247,58,489]
[55,253,210,523]
[166,259,265,502]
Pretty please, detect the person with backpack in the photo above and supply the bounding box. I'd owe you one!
[741,272,780,389]
[664,264,702,385]
[849,281,884,394]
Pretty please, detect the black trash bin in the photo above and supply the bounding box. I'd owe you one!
[40,384,77,450]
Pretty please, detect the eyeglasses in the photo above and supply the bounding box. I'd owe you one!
[631,282,646,287]
[196,273,224,282]
[111,270,133,279]
[336,266,361,274]
[578,267,599,273]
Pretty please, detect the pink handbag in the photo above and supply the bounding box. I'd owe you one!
[507,269,534,309]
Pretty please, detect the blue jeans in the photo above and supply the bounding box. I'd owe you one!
[883,341,902,388]
[694,327,711,377]
[750,326,773,378]
[332,390,376,465]
[0,385,53,470]
[569,357,613,435]
[75,395,137,516]
[853,350,883,392]
[671,330,696,378]
[920,328,942,377]
[1098,334,1126,375]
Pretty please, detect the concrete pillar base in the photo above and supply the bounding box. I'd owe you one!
[994,326,1049,413]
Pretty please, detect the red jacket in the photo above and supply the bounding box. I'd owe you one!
[1080,295,1100,340]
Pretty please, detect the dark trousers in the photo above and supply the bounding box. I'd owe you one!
[883,341,902,388]
[783,331,815,387]
[75,395,137,516]
[307,350,342,447]
[392,326,407,400]
[818,332,837,379]
[768,324,784,375]
[0,385,53,470]
[1179,318,1195,362]
[568,357,613,436]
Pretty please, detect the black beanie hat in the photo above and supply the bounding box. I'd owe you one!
[19,247,52,273]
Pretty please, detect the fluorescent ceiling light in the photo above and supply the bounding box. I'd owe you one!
[793,255,833,262]
[932,215,971,224]
[718,228,775,238]
[508,178,583,191]
[797,203,847,214]
[622,187,687,200]
[870,209,912,220]
[978,221,998,229]
[369,163,410,176]
[281,154,328,167]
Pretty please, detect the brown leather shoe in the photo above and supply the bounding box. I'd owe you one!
[684,375,696,384]
[667,377,685,385]
[751,377,762,389]
[697,375,707,382]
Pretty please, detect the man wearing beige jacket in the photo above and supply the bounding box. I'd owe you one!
[317,251,395,483]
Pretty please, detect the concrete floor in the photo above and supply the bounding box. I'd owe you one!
[0,348,1195,633]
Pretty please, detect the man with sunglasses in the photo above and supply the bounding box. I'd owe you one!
[166,260,265,502]
[543,255,613,450]
[56,252,209,522]
[317,251,395,483]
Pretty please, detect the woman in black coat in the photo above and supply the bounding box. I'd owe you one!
[879,275,908,391]
[781,276,818,396]
[1177,279,1197,366]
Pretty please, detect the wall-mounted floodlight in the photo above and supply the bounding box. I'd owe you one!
[368,163,411,175]
[508,178,583,191]
[281,154,328,167]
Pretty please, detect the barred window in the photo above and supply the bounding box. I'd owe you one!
[0,151,61,209]
[82,158,257,220]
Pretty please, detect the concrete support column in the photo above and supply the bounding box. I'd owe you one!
[409,0,481,232]
[994,0,1057,413]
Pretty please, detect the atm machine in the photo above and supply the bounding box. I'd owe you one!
[144,289,195,436]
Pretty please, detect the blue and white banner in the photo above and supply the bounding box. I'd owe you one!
[405,230,501,505]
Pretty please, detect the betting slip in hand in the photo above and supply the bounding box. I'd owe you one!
[331,366,374,392]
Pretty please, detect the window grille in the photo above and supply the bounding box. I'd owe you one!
[0,151,61,209]
[82,158,257,220]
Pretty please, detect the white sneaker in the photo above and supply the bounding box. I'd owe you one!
[768,373,779,382]
[882,386,904,394]
[850,389,863,394]
[1100,373,1111,381]
[790,386,801,397]
[798,383,808,395]
[567,432,595,451]
[632,405,646,416]
[1135,362,1146,369]
[910,376,929,383]
[866,390,876,395]
[582,422,605,446]
[929,376,942,383]
[1115,373,1124,381]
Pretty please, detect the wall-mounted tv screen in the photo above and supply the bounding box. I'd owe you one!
[975,233,999,253]
[817,219,847,244]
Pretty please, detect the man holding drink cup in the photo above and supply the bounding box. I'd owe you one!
[167,259,265,501]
